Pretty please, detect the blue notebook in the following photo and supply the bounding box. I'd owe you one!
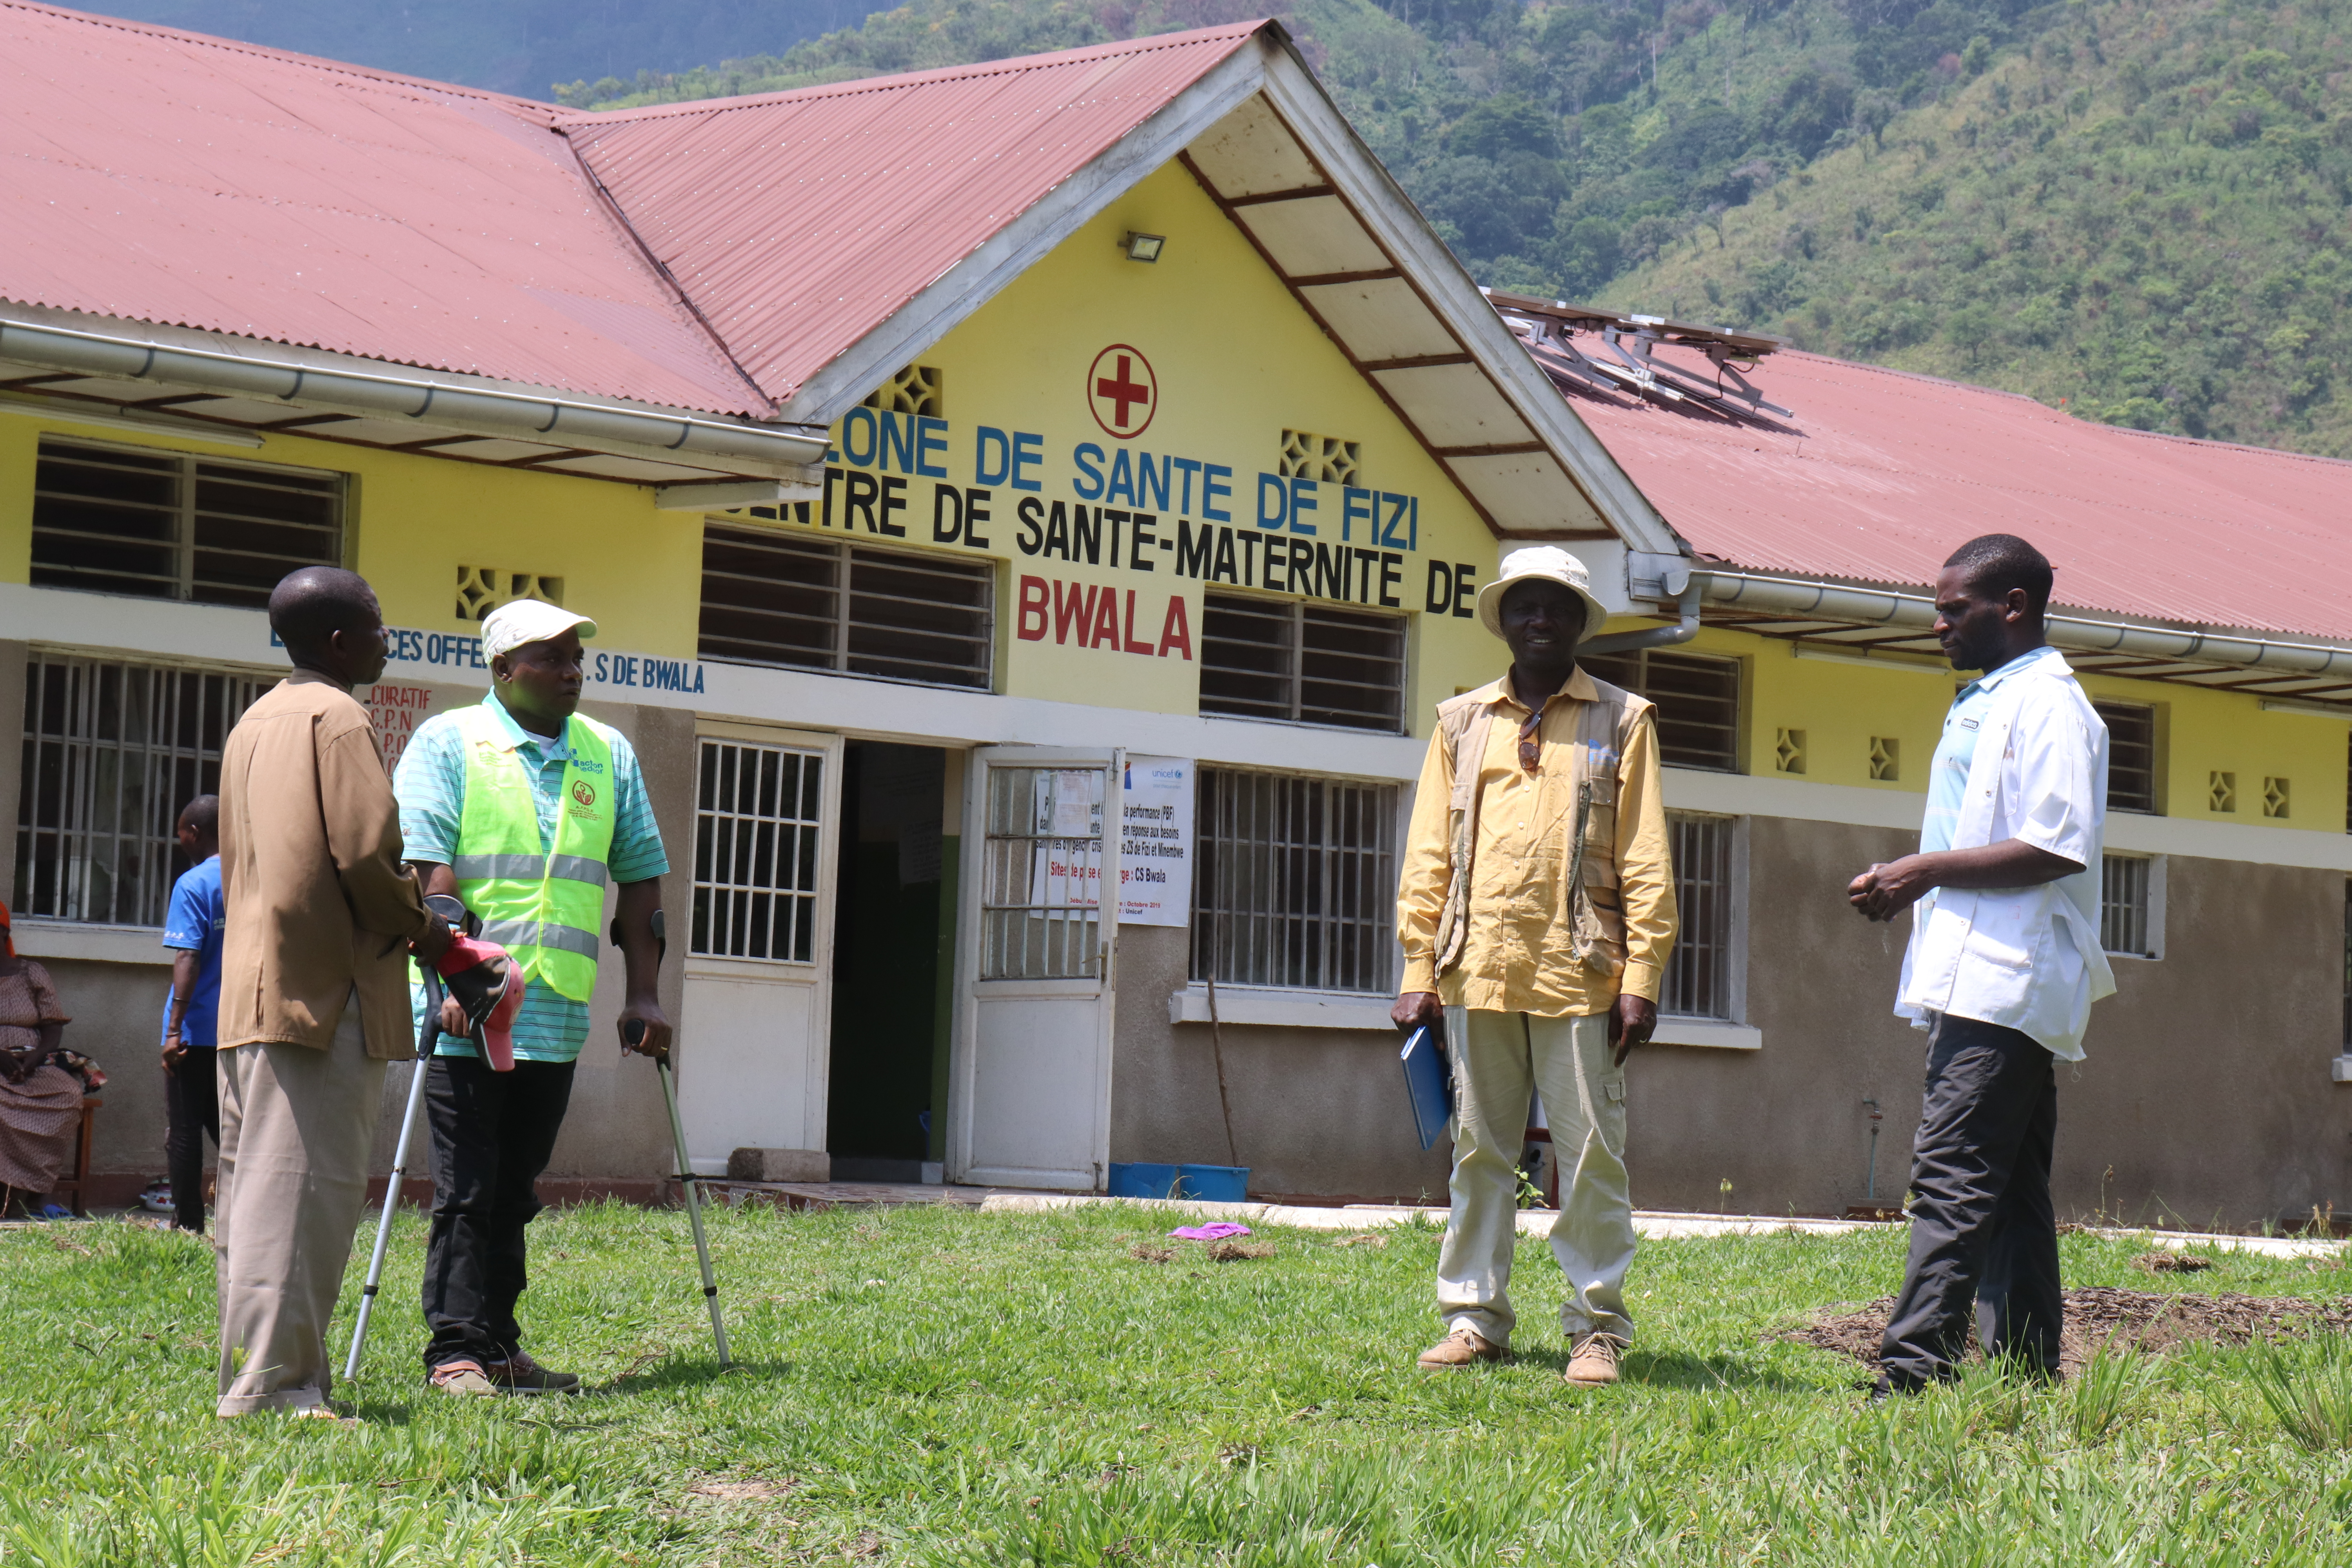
[1399,1026,1453,1151]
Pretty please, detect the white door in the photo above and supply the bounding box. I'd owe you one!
[947,747,1123,1190]
[677,725,842,1176]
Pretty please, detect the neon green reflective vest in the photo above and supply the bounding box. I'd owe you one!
[450,704,618,1003]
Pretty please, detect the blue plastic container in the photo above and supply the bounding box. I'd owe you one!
[1172,1163,1249,1202]
[1107,1161,1180,1198]
[1106,1162,1250,1201]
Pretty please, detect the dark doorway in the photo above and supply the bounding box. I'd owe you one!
[826,742,949,1181]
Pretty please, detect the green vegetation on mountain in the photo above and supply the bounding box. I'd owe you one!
[93,0,2352,457]
[1603,0,2352,456]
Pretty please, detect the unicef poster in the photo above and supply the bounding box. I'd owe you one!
[1118,755,1193,927]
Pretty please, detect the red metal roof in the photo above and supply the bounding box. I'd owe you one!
[0,0,767,413]
[1566,349,2352,642]
[0,2,1263,417]
[566,25,1264,403]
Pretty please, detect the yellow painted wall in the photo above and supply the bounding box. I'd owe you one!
[0,417,702,658]
[1661,621,2346,831]
[720,159,1503,736]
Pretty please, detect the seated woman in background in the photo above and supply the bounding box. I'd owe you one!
[0,899,103,1220]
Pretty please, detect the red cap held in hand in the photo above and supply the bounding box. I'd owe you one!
[436,935,521,1072]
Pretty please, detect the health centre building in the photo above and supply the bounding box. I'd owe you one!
[6,2,2352,1228]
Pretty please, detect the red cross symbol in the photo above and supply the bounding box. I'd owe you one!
[1086,344,1157,438]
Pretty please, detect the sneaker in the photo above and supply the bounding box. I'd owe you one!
[428,1360,499,1396]
[1416,1327,1507,1370]
[1564,1333,1624,1387]
[486,1351,581,1396]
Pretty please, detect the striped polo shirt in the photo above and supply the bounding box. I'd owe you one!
[393,693,668,1064]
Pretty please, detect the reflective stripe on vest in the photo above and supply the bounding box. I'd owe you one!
[451,705,619,1002]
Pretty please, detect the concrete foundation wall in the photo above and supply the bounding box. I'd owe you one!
[1631,816,2351,1229]
[1108,923,1451,1203]
[19,689,686,1200]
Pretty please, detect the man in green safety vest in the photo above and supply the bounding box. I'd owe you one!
[392,598,671,1396]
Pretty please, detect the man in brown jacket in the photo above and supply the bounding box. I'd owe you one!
[214,566,450,1418]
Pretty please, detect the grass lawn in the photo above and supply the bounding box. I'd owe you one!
[9,1201,2352,1565]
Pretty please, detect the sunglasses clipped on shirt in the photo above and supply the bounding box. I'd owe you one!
[1518,710,1544,773]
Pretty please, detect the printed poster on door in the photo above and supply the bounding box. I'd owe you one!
[1118,755,1193,927]
[1029,769,1104,909]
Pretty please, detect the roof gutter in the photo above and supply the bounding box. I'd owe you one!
[0,316,828,471]
[1698,571,2352,678]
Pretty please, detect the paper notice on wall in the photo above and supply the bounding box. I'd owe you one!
[1119,755,1193,927]
[363,684,436,773]
[1030,768,1105,910]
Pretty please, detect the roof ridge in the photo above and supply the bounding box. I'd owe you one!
[557,18,1272,129]
[2,0,560,118]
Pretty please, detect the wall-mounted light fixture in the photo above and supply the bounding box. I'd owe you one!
[1121,232,1166,263]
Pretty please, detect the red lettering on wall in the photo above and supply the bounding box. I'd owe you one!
[1089,589,1121,650]
[1017,575,1050,640]
[1157,596,1193,661]
[1053,579,1097,645]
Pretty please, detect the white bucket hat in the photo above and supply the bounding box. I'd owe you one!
[481,598,597,660]
[1475,546,1612,642]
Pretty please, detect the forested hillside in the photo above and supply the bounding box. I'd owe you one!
[79,0,2352,456]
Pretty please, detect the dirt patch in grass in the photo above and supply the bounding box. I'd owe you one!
[1205,1240,1274,1262]
[1781,1287,2352,1378]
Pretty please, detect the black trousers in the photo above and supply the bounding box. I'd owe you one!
[420,1055,576,1372]
[1880,1013,2063,1389]
[163,1049,220,1233]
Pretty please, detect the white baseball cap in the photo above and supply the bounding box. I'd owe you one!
[481,599,597,660]
[1474,546,1612,642]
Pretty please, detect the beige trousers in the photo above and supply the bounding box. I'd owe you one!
[1436,1007,1637,1347]
[215,1008,384,1416]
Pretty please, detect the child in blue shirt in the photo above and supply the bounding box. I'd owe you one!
[159,796,225,1234]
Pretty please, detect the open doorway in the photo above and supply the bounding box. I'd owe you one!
[826,742,952,1181]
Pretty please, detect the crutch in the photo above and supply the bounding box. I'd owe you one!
[618,910,730,1368]
[344,965,441,1381]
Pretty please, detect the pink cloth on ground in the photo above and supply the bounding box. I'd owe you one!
[1169,1223,1252,1240]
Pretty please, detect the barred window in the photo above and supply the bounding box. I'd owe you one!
[690,739,825,963]
[2101,853,2159,959]
[699,526,993,691]
[1662,812,1739,1020]
[2095,702,2157,814]
[15,654,267,926]
[1199,592,1405,733]
[31,439,343,608]
[1577,649,1741,771]
[1190,768,1398,993]
[979,765,1105,981]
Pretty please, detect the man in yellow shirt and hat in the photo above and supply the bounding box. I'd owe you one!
[393,599,671,1396]
[1393,546,1678,1388]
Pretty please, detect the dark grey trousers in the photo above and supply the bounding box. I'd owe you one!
[1880,1013,2062,1389]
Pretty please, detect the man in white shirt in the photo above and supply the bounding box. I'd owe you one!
[1848,534,2114,1395]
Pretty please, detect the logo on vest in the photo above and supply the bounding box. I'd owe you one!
[570,780,597,810]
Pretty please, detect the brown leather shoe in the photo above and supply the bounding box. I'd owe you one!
[1564,1333,1624,1387]
[1416,1327,1506,1369]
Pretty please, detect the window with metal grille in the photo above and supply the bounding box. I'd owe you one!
[1577,649,1741,771]
[14,654,268,926]
[1190,768,1398,993]
[690,739,824,962]
[31,439,343,608]
[699,526,993,691]
[979,765,1105,980]
[2101,853,2158,958]
[2095,701,2157,813]
[1661,812,1738,1020]
[1199,592,1405,733]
